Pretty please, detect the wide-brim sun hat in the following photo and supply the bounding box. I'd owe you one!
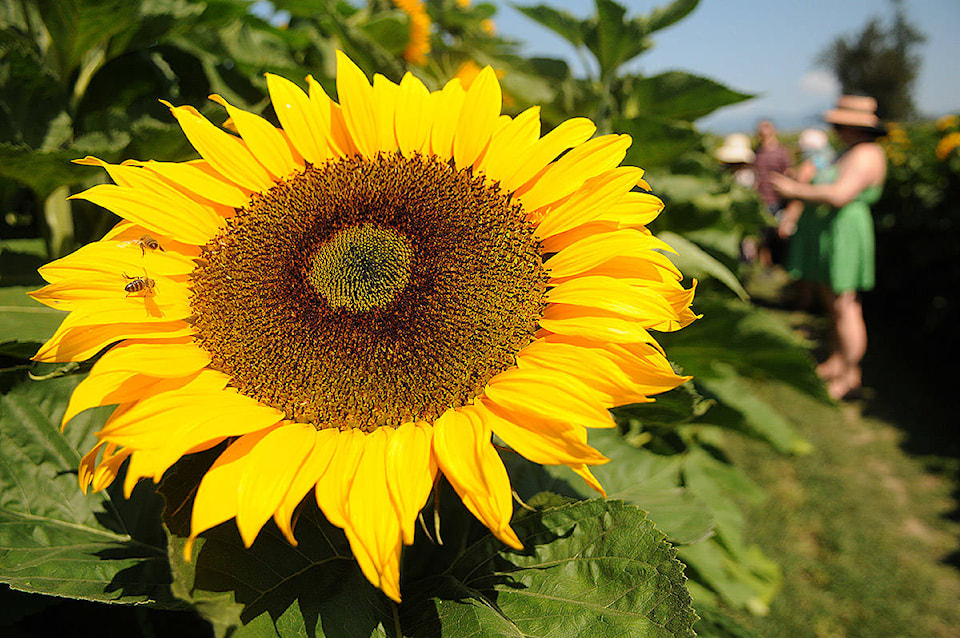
[823,95,883,131]
[715,133,755,164]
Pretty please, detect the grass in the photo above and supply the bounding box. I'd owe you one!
[717,273,960,637]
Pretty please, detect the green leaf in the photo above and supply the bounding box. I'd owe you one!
[628,71,753,122]
[513,4,585,47]
[587,0,650,79]
[0,371,177,606]
[0,286,65,344]
[677,540,780,616]
[614,114,701,168]
[408,499,698,637]
[645,0,701,34]
[658,297,827,400]
[699,364,813,456]
[658,230,749,300]
[358,13,410,58]
[504,427,716,547]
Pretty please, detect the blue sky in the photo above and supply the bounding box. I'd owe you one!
[491,0,960,132]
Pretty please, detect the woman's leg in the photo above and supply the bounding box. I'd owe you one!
[828,290,867,399]
[816,284,845,381]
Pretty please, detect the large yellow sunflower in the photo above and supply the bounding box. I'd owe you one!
[32,52,696,602]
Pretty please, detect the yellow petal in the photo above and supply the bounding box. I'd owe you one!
[385,422,436,544]
[476,399,607,467]
[91,444,133,493]
[236,422,319,547]
[343,427,404,602]
[545,229,675,279]
[432,407,522,550]
[314,428,366,530]
[372,74,400,153]
[71,184,221,245]
[91,337,210,378]
[99,380,282,450]
[516,134,631,211]
[64,371,166,429]
[136,160,250,208]
[79,441,107,493]
[38,236,194,283]
[515,338,654,407]
[571,464,606,497]
[546,276,679,325]
[477,106,541,180]
[483,366,614,430]
[550,252,682,286]
[273,428,340,544]
[429,79,466,160]
[535,167,646,240]
[453,66,501,169]
[395,73,434,156]
[33,317,193,363]
[307,75,356,157]
[266,73,331,165]
[603,190,665,226]
[162,101,274,192]
[498,118,596,193]
[206,94,301,180]
[100,220,201,258]
[539,304,658,345]
[335,51,378,158]
[185,428,275,559]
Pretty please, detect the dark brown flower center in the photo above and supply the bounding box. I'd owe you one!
[190,152,547,431]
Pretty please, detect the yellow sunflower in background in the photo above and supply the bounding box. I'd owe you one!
[32,51,696,602]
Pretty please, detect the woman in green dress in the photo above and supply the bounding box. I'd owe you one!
[772,96,887,400]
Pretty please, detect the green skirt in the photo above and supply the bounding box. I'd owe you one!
[787,189,878,294]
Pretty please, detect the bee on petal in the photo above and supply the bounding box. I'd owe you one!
[122,271,156,297]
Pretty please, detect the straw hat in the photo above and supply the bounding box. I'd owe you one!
[715,133,755,164]
[822,95,882,129]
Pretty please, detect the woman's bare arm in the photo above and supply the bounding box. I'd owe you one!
[772,144,886,208]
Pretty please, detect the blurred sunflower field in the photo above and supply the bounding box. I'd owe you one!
[0,1,835,637]
[874,116,960,369]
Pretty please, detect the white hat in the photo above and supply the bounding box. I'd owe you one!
[798,128,829,153]
[715,133,755,164]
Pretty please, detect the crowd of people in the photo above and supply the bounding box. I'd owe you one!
[715,96,887,401]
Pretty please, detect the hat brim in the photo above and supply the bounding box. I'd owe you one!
[822,109,882,130]
[715,148,755,164]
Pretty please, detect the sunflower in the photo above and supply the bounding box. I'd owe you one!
[32,52,696,602]
[393,0,431,65]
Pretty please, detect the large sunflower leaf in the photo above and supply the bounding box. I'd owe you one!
[405,499,697,637]
[0,371,177,606]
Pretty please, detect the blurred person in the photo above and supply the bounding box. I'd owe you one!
[754,119,793,267]
[772,96,886,400]
[779,128,836,309]
[715,133,760,262]
[715,133,756,188]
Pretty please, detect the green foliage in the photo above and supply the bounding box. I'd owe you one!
[0,370,176,606]
[872,117,960,367]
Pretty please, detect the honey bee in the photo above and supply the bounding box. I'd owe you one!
[122,271,156,297]
[119,234,165,256]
